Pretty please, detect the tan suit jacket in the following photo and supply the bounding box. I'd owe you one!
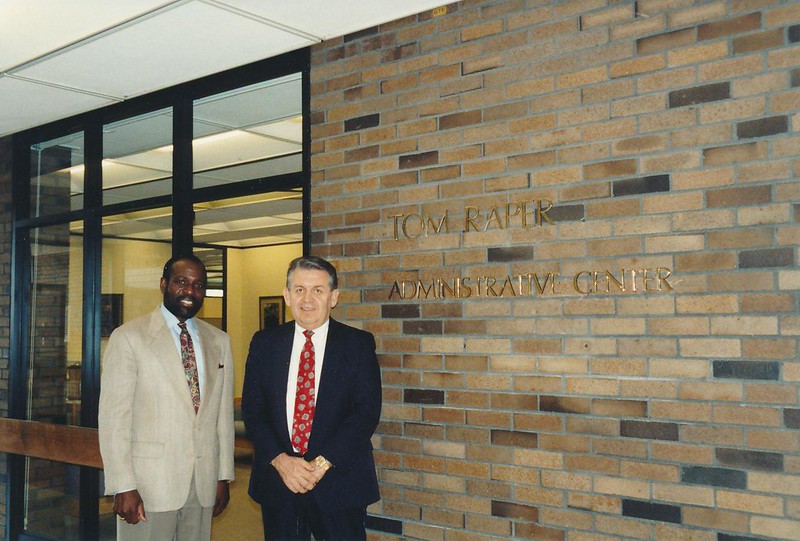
[99,307,235,512]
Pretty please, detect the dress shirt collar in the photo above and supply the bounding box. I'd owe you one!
[294,318,330,340]
[159,303,198,333]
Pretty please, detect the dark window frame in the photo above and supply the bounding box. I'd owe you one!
[8,47,310,541]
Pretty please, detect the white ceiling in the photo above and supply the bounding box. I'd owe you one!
[0,0,450,138]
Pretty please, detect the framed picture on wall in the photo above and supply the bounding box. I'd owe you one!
[101,293,124,337]
[259,296,285,330]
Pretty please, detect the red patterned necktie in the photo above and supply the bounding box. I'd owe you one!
[291,329,316,455]
[178,322,200,413]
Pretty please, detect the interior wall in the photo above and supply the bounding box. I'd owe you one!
[102,238,172,321]
[309,1,800,539]
[225,243,302,397]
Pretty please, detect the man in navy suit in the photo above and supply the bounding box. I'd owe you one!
[242,256,382,540]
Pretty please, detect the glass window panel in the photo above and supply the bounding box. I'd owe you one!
[28,222,83,425]
[30,132,85,216]
[23,225,85,541]
[194,247,225,330]
[193,190,302,249]
[193,73,302,189]
[100,207,174,242]
[24,458,81,540]
[100,208,174,348]
[103,108,173,206]
[193,154,301,189]
[194,247,224,293]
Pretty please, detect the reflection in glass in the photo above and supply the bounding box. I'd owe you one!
[24,222,83,539]
[24,458,82,540]
[30,132,84,215]
[97,73,302,206]
[103,108,173,206]
[194,73,302,189]
[100,207,173,242]
[193,190,302,248]
[194,247,225,330]
[27,222,83,425]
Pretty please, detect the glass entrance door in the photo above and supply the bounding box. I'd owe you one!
[22,221,85,540]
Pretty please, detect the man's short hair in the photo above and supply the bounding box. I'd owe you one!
[286,256,338,290]
[162,254,206,281]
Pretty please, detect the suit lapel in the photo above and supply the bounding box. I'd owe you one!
[317,319,342,398]
[273,323,295,446]
[309,319,342,444]
[196,321,220,417]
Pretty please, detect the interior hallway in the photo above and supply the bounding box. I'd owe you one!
[212,453,263,541]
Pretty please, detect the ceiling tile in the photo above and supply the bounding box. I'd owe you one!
[220,0,448,39]
[193,130,299,172]
[14,1,314,99]
[0,76,115,136]
[1,0,449,138]
[0,0,176,71]
[193,74,302,132]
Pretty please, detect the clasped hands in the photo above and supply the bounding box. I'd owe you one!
[271,453,329,494]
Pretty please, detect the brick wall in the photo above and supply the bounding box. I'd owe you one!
[309,1,800,539]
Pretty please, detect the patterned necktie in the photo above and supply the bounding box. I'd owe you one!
[291,329,316,455]
[178,322,200,413]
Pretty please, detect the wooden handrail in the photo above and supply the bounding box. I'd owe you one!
[0,418,102,468]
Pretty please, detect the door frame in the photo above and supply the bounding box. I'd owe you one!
[5,47,309,541]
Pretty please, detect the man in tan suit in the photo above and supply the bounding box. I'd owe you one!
[99,254,234,540]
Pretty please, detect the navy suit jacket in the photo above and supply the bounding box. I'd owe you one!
[242,318,382,511]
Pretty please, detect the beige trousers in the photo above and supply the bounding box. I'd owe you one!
[117,474,213,541]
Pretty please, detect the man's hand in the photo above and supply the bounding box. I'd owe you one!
[310,467,326,484]
[213,481,230,516]
[113,490,147,524]
[271,453,318,493]
[311,456,331,484]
